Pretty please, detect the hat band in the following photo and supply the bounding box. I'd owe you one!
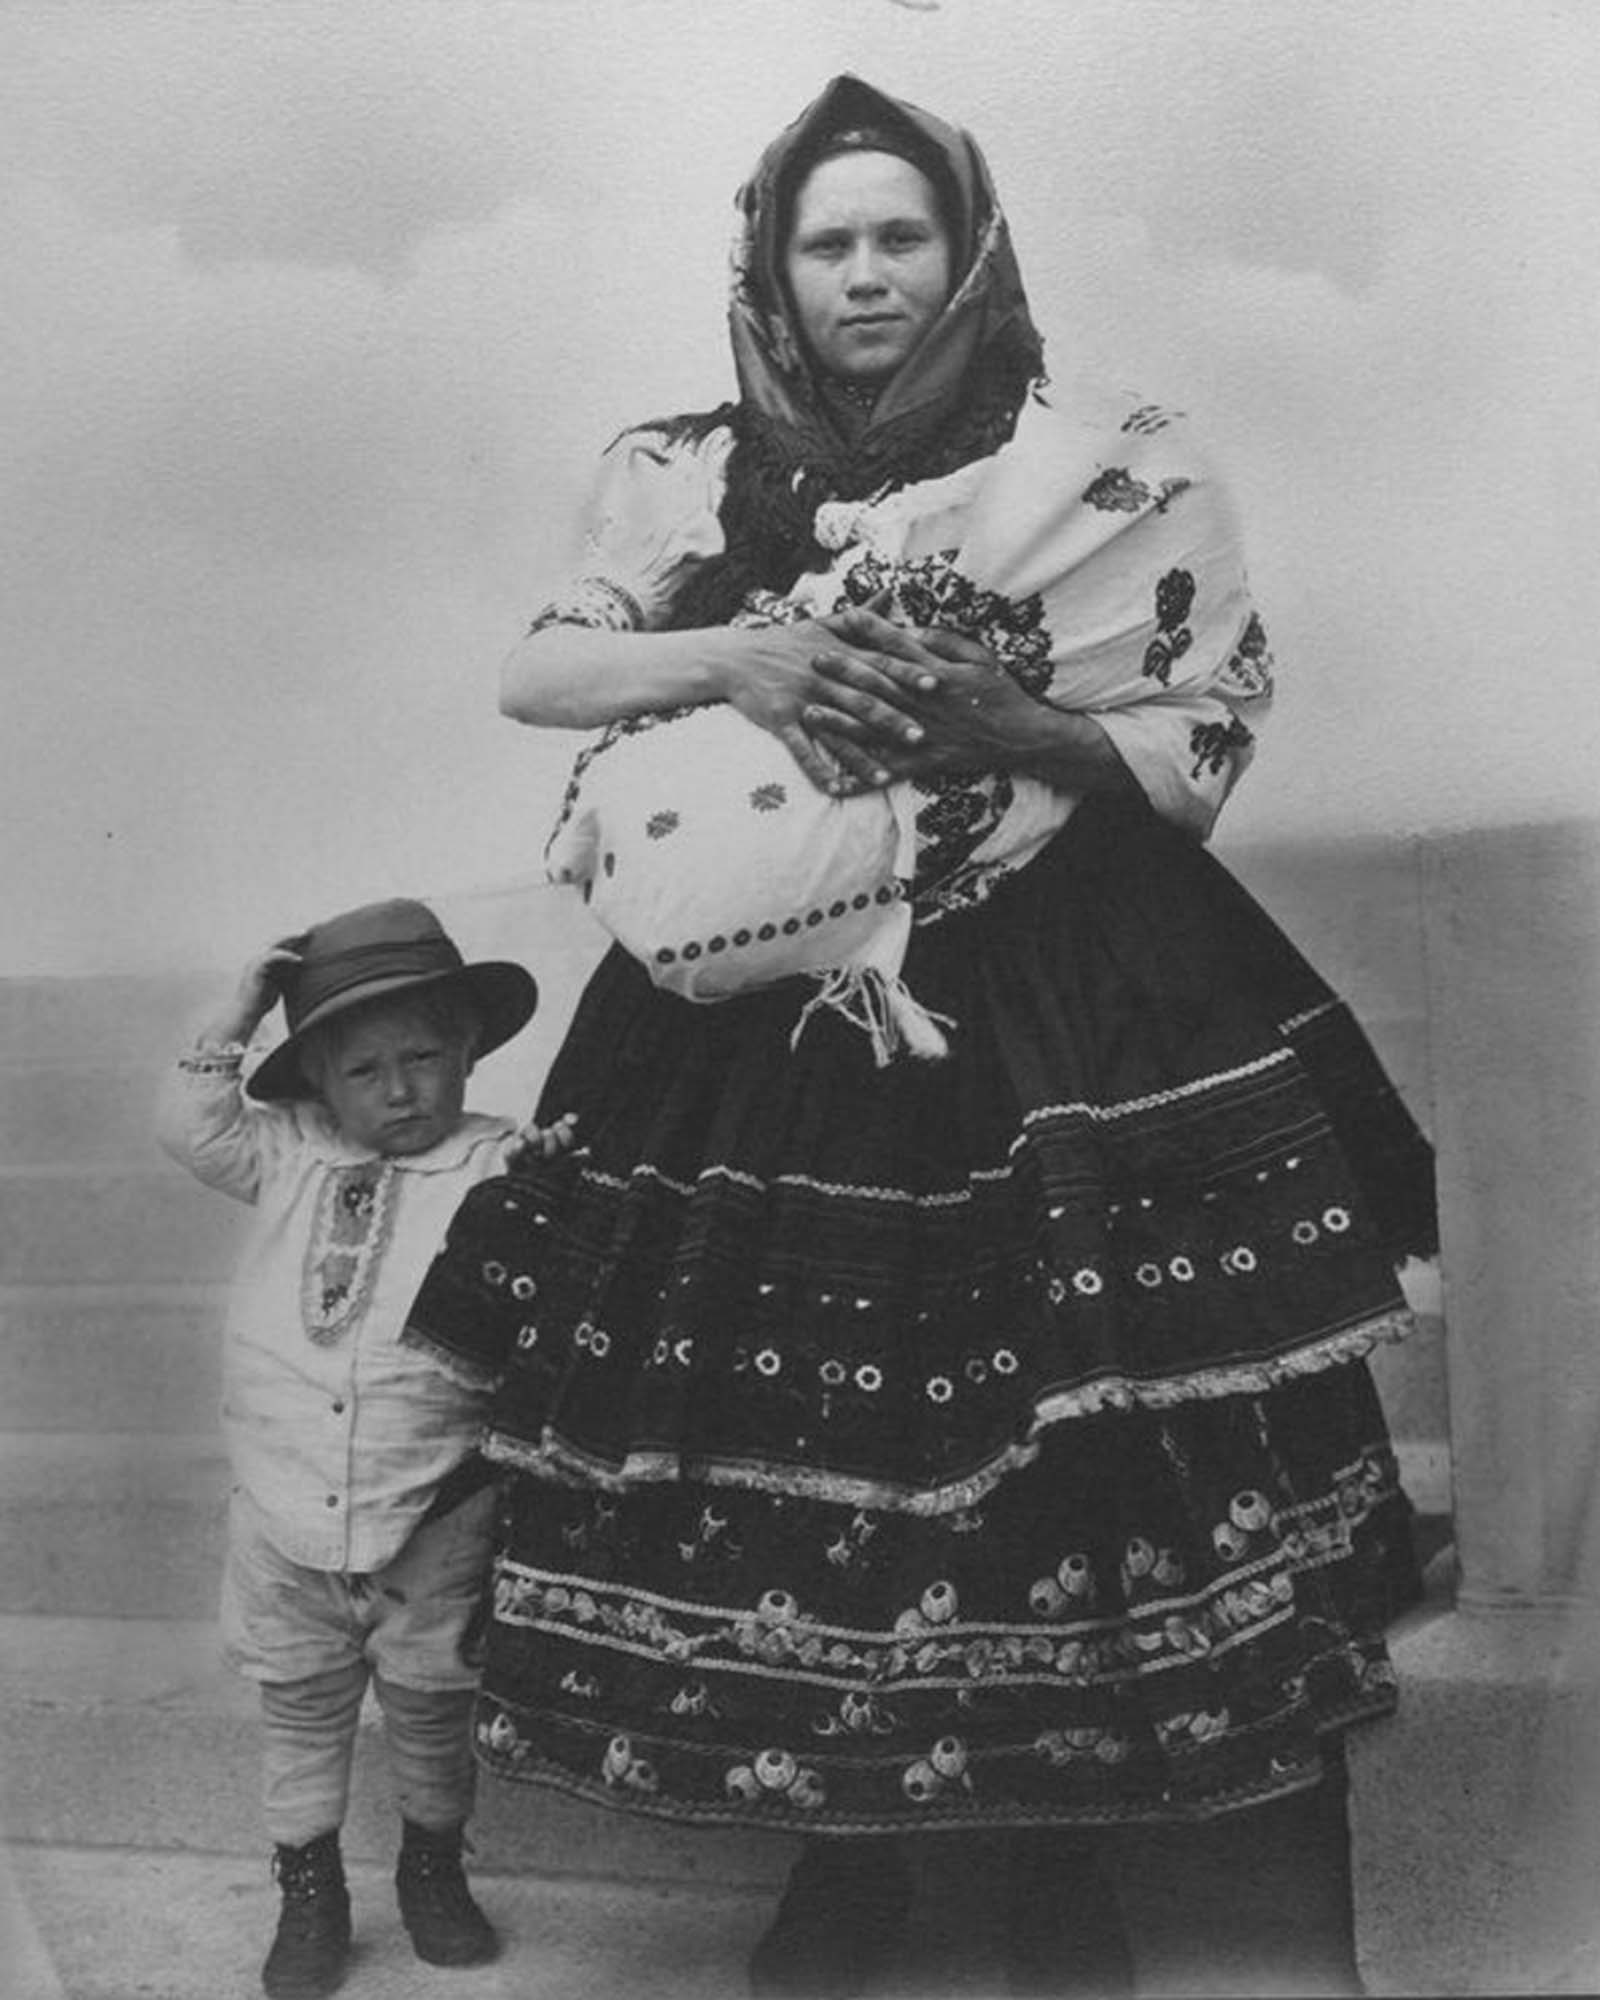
[286,937,465,1032]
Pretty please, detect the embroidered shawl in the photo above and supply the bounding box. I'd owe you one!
[538,79,1274,1058]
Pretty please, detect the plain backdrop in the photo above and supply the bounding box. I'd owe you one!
[2,0,1596,974]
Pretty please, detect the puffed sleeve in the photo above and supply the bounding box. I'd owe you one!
[154,1047,295,1206]
[937,400,1278,839]
[1094,610,1275,837]
[529,421,734,634]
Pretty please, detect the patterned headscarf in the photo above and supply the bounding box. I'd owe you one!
[666,75,1047,629]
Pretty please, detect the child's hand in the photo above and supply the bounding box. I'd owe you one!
[506,1111,582,1172]
[238,941,305,1020]
[198,939,304,1049]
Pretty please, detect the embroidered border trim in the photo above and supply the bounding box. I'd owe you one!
[528,576,644,636]
[480,1307,1412,1517]
[650,881,907,971]
[486,1436,1400,1696]
[176,1045,248,1076]
[582,1157,1014,1208]
[1020,1048,1295,1130]
[473,1733,1357,1832]
[300,1160,398,1344]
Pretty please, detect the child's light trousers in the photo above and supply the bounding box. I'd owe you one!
[221,1484,496,1848]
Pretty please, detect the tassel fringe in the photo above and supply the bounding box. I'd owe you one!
[791,964,957,1065]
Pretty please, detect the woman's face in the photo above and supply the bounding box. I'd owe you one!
[783,150,953,387]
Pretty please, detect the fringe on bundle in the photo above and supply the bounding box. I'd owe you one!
[791,963,956,1066]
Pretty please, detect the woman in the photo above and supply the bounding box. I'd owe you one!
[408,76,1435,1996]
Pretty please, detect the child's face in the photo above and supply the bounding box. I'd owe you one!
[311,1003,472,1157]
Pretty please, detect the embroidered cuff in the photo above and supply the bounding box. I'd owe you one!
[528,576,645,636]
[176,1043,249,1076]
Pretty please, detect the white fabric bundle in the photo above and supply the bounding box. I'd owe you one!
[541,390,1274,1062]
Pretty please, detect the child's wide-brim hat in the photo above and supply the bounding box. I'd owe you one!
[245,898,538,1102]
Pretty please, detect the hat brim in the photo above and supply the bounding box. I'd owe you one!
[245,961,539,1102]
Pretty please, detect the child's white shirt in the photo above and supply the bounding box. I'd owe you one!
[156,1052,518,1573]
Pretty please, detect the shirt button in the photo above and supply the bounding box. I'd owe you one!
[325,1495,340,1509]
[332,1401,346,1415]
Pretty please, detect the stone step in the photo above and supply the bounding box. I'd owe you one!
[0,1614,792,1892]
[3,1844,767,2000]
[1372,1263,1449,1443]
[0,1167,245,1285]
[0,1288,222,1435]
[2,1621,1386,2000]
[0,1064,168,1167]
[2,1820,1371,2000]
[0,1434,227,1619]
[0,976,218,1069]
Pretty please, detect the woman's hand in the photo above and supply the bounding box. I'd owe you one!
[803,607,1137,798]
[802,608,1041,776]
[712,615,933,796]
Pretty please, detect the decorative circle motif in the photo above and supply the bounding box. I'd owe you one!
[1135,1262,1163,1288]
[755,1349,782,1378]
[930,1735,967,1778]
[1058,1553,1092,1593]
[855,1363,884,1393]
[1030,1577,1067,1617]
[926,1375,954,1404]
[754,1748,798,1792]
[1230,1489,1271,1532]
[921,1581,958,1624]
[902,1760,940,1804]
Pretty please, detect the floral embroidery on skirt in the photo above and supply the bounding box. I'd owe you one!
[407,797,1434,1828]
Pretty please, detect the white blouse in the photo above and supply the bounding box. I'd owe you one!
[156,1054,517,1573]
[537,383,1275,843]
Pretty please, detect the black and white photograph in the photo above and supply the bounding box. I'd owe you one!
[2,4,1597,1996]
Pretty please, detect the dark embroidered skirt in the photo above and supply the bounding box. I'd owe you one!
[409,796,1433,1830]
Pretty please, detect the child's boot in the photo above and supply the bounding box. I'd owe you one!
[395,1818,499,1966]
[262,1830,351,1999]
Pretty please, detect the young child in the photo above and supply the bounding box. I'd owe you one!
[156,897,574,2000]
